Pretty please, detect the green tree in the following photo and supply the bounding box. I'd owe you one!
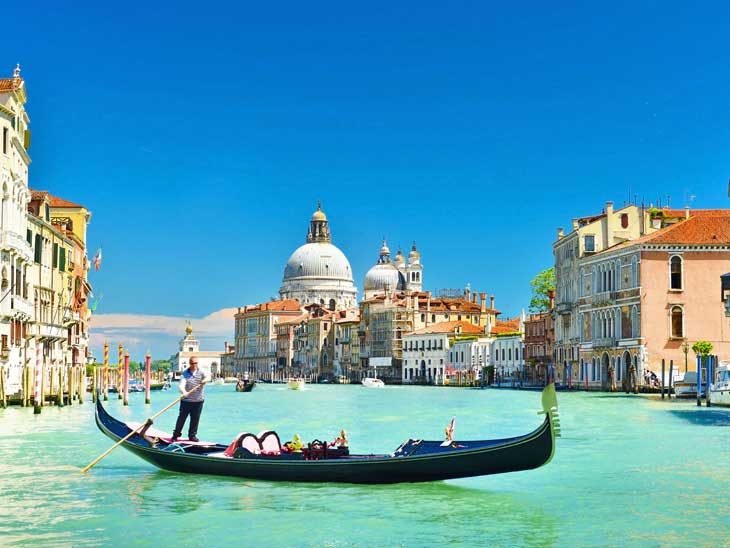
[691,340,713,357]
[529,267,556,313]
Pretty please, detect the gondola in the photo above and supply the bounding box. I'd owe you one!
[93,383,561,484]
[235,381,255,392]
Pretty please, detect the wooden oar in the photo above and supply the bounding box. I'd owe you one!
[81,384,202,473]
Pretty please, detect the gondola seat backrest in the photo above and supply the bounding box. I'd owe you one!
[257,431,282,455]
[223,432,262,457]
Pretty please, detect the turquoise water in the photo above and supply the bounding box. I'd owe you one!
[1,384,729,547]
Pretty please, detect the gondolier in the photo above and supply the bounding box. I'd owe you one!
[172,358,208,442]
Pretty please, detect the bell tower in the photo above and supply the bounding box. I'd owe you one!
[306,201,331,243]
[405,242,423,292]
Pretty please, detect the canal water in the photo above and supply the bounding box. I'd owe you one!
[1,384,729,547]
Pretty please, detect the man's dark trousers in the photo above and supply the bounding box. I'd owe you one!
[173,400,204,439]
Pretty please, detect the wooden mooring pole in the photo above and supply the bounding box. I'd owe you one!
[117,343,124,399]
[706,355,713,408]
[145,351,151,404]
[123,352,130,406]
[0,365,6,409]
[661,359,665,400]
[103,340,109,401]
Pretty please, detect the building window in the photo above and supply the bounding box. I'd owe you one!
[670,256,683,290]
[2,127,7,154]
[620,213,629,229]
[584,235,595,252]
[670,306,684,338]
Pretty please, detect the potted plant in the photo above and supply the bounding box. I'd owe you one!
[692,340,713,375]
[647,207,664,229]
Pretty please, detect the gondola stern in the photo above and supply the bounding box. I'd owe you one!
[539,382,560,465]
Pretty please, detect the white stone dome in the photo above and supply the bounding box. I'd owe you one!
[364,263,405,292]
[283,242,354,282]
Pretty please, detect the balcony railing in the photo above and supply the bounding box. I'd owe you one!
[593,336,616,348]
[10,296,34,319]
[555,301,572,314]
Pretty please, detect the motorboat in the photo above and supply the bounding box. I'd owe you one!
[362,377,385,388]
[710,361,730,407]
[92,383,561,484]
[673,371,699,398]
[287,378,305,390]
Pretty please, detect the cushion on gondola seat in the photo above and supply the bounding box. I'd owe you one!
[257,431,282,455]
[223,432,262,457]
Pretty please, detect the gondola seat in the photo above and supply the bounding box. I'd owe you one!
[257,431,283,455]
[224,432,263,457]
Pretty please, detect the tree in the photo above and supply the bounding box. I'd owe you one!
[691,340,713,357]
[529,267,556,313]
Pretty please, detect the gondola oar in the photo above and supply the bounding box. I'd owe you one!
[81,384,201,473]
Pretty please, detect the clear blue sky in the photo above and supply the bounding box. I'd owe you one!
[4,2,730,355]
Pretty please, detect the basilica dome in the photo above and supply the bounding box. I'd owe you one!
[363,240,406,298]
[279,204,357,310]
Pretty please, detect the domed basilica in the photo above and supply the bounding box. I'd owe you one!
[363,239,423,300]
[279,204,358,310]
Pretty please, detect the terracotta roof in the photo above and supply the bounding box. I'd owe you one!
[491,318,522,335]
[0,77,23,92]
[239,299,302,314]
[30,190,48,202]
[408,321,484,336]
[48,194,85,208]
[276,313,310,326]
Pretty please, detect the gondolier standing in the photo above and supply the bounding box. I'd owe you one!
[172,358,208,442]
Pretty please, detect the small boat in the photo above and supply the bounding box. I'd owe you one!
[709,361,730,407]
[93,383,560,484]
[673,371,699,398]
[235,380,255,393]
[362,377,385,388]
[287,378,305,390]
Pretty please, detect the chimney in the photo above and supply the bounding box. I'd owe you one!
[413,294,419,311]
[489,294,495,310]
[685,205,690,219]
[465,287,471,302]
[572,219,579,231]
[557,227,564,240]
[224,340,228,351]
[426,292,432,312]
[479,293,487,313]
[605,201,614,247]
[472,293,477,304]
[548,289,555,310]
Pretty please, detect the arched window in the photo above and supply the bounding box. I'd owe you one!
[328,299,336,311]
[670,256,683,290]
[670,306,684,338]
[615,259,622,290]
[631,306,640,338]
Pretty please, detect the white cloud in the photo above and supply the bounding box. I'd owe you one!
[89,308,236,359]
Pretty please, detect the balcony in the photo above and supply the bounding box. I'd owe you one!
[555,301,572,314]
[592,291,614,305]
[9,295,33,319]
[0,230,32,261]
[30,323,67,340]
[593,336,616,348]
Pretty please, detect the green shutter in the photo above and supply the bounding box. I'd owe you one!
[59,248,66,272]
[53,243,59,268]
[34,235,42,264]
[26,229,32,245]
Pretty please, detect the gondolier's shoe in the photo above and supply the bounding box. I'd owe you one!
[189,436,200,442]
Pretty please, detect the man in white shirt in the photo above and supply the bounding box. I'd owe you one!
[172,358,208,442]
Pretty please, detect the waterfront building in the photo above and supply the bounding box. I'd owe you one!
[233,299,302,377]
[363,240,423,300]
[573,208,730,388]
[402,321,484,384]
[170,322,226,378]
[359,289,498,381]
[333,308,360,380]
[275,312,308,375]
[0,66,34,394]
[220,341,236,377]
[524,299,555,383]
[553,201,662,385]
[448,336,492,384]
[279,204,357,310]
[26,192,76,379]
[491,316,525,377]
[44,192,92,366]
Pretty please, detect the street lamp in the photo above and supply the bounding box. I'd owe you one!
[682,339,689,373]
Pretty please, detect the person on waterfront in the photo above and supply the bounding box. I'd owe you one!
[172,358,208,442]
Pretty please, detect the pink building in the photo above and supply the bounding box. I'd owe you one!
[574,209,730,389]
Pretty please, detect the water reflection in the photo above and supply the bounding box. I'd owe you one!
[668,409,730,426]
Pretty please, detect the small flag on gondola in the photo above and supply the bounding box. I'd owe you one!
[93,248,102,271]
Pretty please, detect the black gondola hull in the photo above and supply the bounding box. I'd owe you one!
[93,385,559,484]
